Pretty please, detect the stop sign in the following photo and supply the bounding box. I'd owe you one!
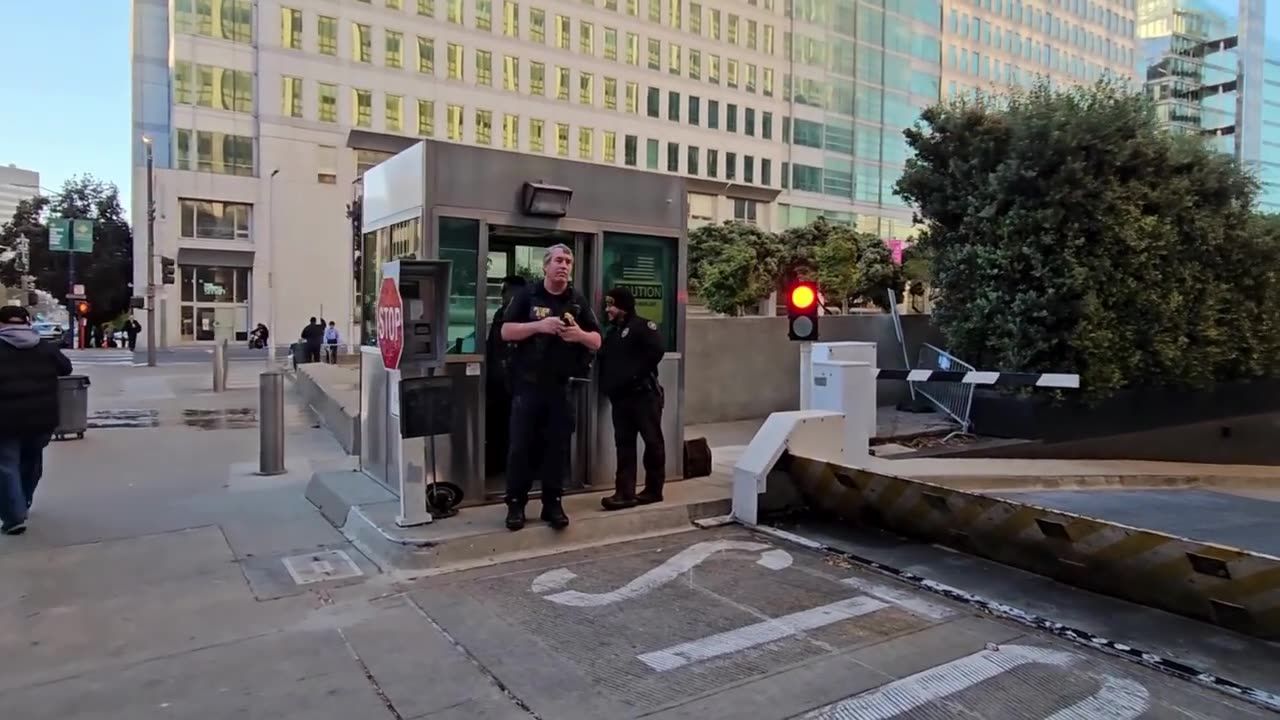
[376,277,403,370]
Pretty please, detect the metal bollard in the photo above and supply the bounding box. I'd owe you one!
[258,370,286,476]
[212,339,229,392]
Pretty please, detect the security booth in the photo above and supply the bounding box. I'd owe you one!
[356,138,688,514]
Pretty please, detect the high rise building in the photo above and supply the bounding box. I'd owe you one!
[1138,0,1279,211]
[0,165,40,229]
[942,0,1139,100]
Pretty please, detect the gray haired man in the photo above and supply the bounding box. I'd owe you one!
[499,244,602,531]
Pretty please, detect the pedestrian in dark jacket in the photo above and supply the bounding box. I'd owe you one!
[598,287,667,510]
[0,305,73,535]
[300,317,323,363]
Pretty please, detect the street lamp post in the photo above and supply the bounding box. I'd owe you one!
[143,137,157,367]
[268,169,280,366]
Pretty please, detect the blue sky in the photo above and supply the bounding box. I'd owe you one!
[0,2,130,206]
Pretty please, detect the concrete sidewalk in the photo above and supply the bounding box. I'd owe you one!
[0,363,531,719]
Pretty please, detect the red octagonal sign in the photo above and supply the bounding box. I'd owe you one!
[376,277,403,370]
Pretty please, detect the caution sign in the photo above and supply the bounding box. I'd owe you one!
[616,280,664,329]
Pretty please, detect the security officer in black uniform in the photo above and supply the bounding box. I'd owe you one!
[598,287,667,511]
[500,244,601,531]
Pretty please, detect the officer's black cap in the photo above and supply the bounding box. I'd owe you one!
[606,287,636,314]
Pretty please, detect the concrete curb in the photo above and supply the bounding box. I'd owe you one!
[294,367,360,455]
[904,473,1280,493]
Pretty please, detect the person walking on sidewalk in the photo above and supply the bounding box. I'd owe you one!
[124,315,142,352]
[0,305,73,535]
[598,287,667,511]
[323,320,341,364]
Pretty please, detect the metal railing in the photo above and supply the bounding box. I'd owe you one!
[912,343,975,435]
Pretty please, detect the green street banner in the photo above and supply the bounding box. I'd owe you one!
[48,219,70,252]
[71,219,94,253]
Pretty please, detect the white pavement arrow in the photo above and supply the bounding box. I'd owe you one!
[530,540,794,607]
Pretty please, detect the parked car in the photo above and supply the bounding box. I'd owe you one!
[32,321,65,344]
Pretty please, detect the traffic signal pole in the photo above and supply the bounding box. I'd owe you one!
[144,138,157,367]
[799,341,813,410]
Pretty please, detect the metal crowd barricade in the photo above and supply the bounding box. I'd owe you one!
[912,343,975,435]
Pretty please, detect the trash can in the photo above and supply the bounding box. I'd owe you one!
[290,342,308,369]
[55,375,91,440]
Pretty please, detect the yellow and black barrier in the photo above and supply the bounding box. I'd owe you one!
[783,454,1280,640]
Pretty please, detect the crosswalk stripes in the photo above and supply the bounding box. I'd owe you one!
[63,350,137,367]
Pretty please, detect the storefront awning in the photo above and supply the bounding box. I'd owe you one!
[176,248,256,268]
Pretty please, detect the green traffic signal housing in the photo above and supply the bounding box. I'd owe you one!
[786,281,819,342]
[160,256,176,285]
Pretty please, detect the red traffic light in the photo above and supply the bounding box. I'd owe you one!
[76,301,89,315]
[789,284,816,310]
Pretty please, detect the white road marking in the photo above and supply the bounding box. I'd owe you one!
[799,644,1150,720]
[531,540,794,607]
[839,577,955,620]
[637,596,889,672]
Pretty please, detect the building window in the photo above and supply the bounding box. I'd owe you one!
[743,155,754,184]
[626,32,639,64]
[687,146,699,175]
[281,8,302,49]
[386,94,403,132]
[646,87,660,117]
[178,266,251,342]
[318,83,338,122]
[419,0,435,16]
[174,64,253,113]
[763,68,774,96]
[579,127,594,160]
[174,129,255,176]
[504,0,519,36]
[353,23,372,63]
[448,0,463,22]
[580,21,594,55]
[503,113,519,149]
[667,142,679,172]
[387,0,401,8]
[726,152,736,180]
[727,59,738,88]
[318,16,337,55]
[476,0,493,30]
[418,99,435,136]
[647,38,661,70]
[689,49,701,80]
[386,31,403,68]
[556,66,570,100]
[579,72,594,104]
[447,104,463,140]
[625,135,638,166]
[689,2,702,34]
[709,54,720,83]
[477,50,493,85]
[648,0,660,22]
[667,91,679,121]
[316,144,337,184]
[688,96,700,125]
[418,37,435,73]
[504,55,519,91]
[668,43,681,74]
[179,199,251,241]
[733,198,757,222]
[531,9,546,42]
[531,62,546,95]
[476,110,493,144]
[555,123,570,156]
[604,28,618,60]
[556,14,571,48]
[626,82,638,112]
[604,77,617,110]
[706,148,717,178]
[448,43,464,79]
[646,138,659,169]
[744,108,755,137]
[175,0,253,43]
[282,76,303,118]
[707,99,718,129]
[726,103,737,132]
[762,111,772,140]
[603,131,617,162]
[761,159,772,187]
[354,89,373,127]
[530,118,545,152]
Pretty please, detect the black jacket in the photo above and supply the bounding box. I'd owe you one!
[0,328,73,435]
[301,322,323,348]
[503,284,601,388]
[599,313,665,398]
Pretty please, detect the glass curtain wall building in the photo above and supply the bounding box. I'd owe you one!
[1138,0,1279,211]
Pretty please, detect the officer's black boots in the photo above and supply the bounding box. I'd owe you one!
[505,503,526,531]
[636,488,664,505]
[601,494,637,511]
[540,500,570,529]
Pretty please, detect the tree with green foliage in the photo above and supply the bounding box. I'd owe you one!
[780,218,902,311]
[0,176,134,324]
[688,220,782,315]
[896,79,1277,400]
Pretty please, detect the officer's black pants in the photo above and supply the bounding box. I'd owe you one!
[506,385,574,505]
[611,390,665,498]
